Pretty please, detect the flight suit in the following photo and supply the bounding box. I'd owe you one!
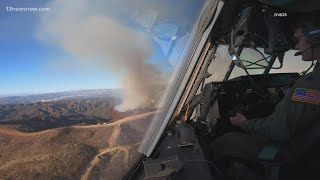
[210,66,320,164]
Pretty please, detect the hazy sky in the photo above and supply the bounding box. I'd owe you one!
[0,0,119,95]
[0,0,205,96]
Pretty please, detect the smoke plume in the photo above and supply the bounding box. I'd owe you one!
[37,0,168,111]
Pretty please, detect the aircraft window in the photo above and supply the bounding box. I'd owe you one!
[228,48,269,79]
[198,46,269,87]
[226,48,314,80]
[0,0,207,179]
[270,50,314,74]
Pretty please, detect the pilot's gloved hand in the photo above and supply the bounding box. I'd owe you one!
[230,113,247,126]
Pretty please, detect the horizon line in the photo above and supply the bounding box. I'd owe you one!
[0,88,123,97]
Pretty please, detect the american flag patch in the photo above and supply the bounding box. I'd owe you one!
[292,88,320,105]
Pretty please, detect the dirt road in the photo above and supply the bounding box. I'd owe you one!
[80,146,130,180]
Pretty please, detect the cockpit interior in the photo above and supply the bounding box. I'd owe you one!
[124,0,320,180]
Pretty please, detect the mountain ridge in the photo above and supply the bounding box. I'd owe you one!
[0,89,123,105]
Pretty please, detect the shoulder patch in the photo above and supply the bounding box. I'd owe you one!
[292,88,320,105]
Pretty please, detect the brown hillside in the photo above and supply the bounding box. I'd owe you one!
[0,112,156,180]
[0,97,156,133]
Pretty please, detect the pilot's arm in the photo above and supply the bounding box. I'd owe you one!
[238,89,294,141]
[231,70,320,142]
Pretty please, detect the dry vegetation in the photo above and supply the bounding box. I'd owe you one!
[0,98,156,132]
[0,112,156,180]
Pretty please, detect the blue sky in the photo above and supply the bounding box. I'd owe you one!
[0,0,121,95]
[0,0,205,96]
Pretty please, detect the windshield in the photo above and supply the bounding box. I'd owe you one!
[0,0,207,179]
[204,45,315,83]
[270,50,315,74]
[229,47,269,79]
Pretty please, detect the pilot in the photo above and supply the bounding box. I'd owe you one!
[210,15,320,176]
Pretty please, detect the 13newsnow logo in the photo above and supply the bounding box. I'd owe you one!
[274,13,287,17]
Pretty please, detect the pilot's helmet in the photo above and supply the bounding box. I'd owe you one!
[293,13,320,43]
